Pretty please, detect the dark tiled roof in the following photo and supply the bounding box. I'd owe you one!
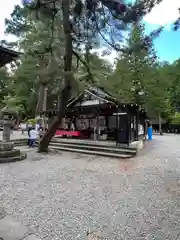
[0,46,20,67]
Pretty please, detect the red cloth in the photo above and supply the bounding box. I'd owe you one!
[55,130,81,137]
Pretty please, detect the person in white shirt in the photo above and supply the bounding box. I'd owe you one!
[29,127,38,147]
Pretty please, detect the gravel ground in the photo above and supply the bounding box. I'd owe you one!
[1,134,180,239]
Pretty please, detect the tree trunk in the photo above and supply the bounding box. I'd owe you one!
[35,83,46,116]
[158,114,162,135]
[42,86,48,129]
[57,93,61,109]
[35,83,48,129]
[35,55,51,118]
[38,0,73,152]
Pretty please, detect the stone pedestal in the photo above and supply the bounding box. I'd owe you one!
[2,120,11,142]
[0,142,26,163]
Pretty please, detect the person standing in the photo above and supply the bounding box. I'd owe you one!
[27,126,32,146]
[29,127,38,147]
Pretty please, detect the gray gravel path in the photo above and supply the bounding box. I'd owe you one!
[1,134,180,239]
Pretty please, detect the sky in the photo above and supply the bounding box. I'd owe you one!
[144,0,180,63]
[0,0,180,63]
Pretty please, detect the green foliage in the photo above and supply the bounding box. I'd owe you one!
[26,118,36,125]
[3,1,114,118]
[3,96,26,116]
[0,106,18,119]
[2,0,179,126]
[0,67,10,107]
[102,22,176,122]
[104,55,134,103]
[105,22,155,105]
[3,3,65,116]
[171,113,180,125]
[76,52,113,86]
[168,59,180,112]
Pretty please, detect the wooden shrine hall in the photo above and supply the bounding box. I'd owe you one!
[41,87,148,145]
[0,45,20,67]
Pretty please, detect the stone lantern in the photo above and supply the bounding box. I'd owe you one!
[0,107,18,141]
[0,107,26,163]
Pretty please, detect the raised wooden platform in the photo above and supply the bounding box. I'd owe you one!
[48,137,144,158]
[8,137,144,159]
[54,136,140,148]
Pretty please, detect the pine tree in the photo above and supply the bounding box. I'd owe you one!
[110,22,153,106]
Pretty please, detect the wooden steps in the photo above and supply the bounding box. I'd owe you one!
[49,140,136,159]
[7,138,137,159]
[49,145,133,158]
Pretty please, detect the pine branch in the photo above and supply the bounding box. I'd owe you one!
[72,50,94,83]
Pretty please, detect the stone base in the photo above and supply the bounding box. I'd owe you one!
[0,142,14,151]
[0,149,20,158]
[0,152,27,163]
[0,142,27,163]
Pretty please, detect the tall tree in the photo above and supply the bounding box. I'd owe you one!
[146,62,173,131]
[168,59,180,112]
[3,3,66,117]
[105,21,173,132]
[30,0,154,152]
[107,22,155,105]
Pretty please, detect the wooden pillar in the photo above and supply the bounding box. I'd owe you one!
[114,108,120,145]
[125,107,130,145]
[96,87,100,140]
[115,108,118,145]
[144,120,148,139]
[42,87,48,130]
[129,114,132,143]
[105,116,108,130]
[73,117,77,130]
[127,114,131,146]
[136,109,139,141]
[96,110,100,141]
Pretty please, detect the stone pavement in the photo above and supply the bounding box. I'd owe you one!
[0,208,41,240]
